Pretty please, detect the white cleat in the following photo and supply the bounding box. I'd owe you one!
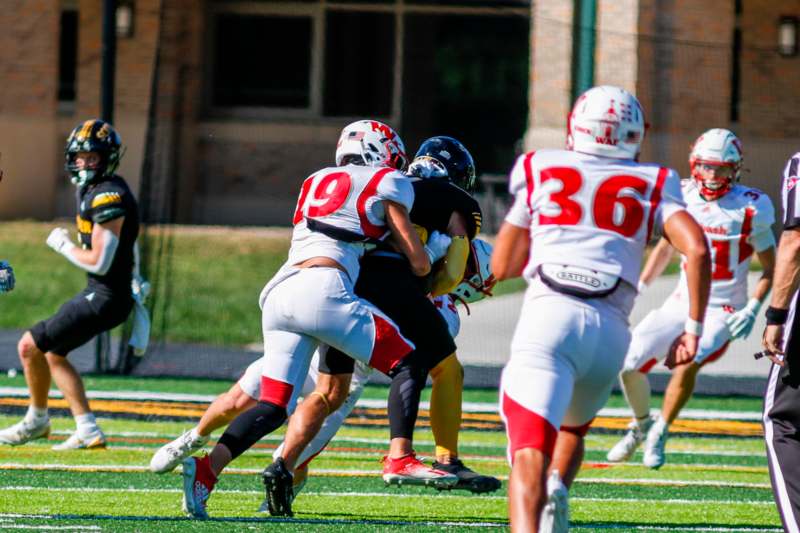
[0,418,50,446]
[52,429,106,451]
[606,416,653,463]
[539,470,569,533]
[643,415,668,469]
[150,430,209,474]
[182,455,217,519]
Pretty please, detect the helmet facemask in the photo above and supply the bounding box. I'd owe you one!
[691,159,737,201]
[688,128,743,201]
[64,120,123,188]
[407,156,448,179]
[66,151,110,187]
[408,136,477,192]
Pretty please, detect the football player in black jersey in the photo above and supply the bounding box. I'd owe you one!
[0,120,140,450]
[261,136,499,516]
[0,165,14,294]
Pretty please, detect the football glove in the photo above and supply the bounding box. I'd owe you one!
[46,227,76,255]
[725,298,761,340]
[0,261,14,293]
[132,275,151,302]
[424,231,452,264]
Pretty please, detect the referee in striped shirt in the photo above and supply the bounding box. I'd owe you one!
[762,152,800,531]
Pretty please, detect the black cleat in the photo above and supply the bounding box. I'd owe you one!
[432,458,502,494]
[261,458,295,517]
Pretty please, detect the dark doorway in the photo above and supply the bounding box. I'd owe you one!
[402,15,530,176]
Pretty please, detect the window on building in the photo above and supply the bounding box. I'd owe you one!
[406,0,527,5]
[323,11,394,117]
[402,15,529,173]
[207,0,529,141]
[212,13,312,108]
[58,10,78,102]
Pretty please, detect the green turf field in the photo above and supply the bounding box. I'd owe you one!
[0,378,783,532]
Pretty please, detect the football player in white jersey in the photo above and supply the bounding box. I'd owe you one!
[150,242,496,510]
[607,129,776,469]
[492,85,711,532]
[179,120,452,519]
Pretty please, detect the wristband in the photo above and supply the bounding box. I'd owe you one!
[637,280,648,293]
[765,306,789,326]
[684,318,703,337]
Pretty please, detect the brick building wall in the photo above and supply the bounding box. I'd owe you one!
[0,0,60,219]
[735,0,800,205]
[524,2,573,151]
[2,1,798,226]
[524,0,798,213]
[635,0,733,174]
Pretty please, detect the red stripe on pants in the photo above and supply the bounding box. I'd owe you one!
[639,357,659,374]
[368,314,414,375]
[259,376,294,408]
[501,392,558,462]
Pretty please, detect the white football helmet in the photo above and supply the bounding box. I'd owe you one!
[335,120,409,170]
[452,238,496,304]
[567,85,646,160]
[689,128,743,201]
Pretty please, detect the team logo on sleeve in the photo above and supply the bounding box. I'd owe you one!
[91,192,122,208]
[76,215,92,234]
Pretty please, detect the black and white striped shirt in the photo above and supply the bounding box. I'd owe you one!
[782,152,800,229]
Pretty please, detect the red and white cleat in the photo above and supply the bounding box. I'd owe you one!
[182,454,217,519]
[382,452,458,489]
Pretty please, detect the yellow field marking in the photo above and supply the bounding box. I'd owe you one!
[0,398,208,418]
[0,398,764,436]
[593,416,763,437]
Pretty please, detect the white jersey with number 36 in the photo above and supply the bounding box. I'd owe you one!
[675,181,775,308]
[505,149,685,287]
[288,163,414,280]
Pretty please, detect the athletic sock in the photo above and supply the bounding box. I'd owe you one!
[25,406,48,424]
[620,369,652,420]
[429,354,463,459]
[75,413,98,436]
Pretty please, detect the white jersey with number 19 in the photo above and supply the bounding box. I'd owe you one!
[287,163,414,281]
[505,149,686,288]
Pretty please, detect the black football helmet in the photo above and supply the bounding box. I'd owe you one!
[64,119,123,187]
[408,136,476,192]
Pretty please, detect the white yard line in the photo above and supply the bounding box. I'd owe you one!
[1,485,776,506]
